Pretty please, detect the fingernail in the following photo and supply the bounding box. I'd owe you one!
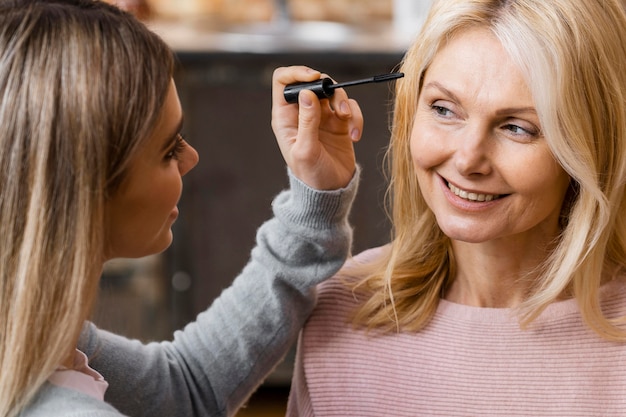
[340,100,350,115]
[299,92,312,108]
[351,128,360,140]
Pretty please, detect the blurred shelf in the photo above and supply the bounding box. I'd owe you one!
[146,18,410,54]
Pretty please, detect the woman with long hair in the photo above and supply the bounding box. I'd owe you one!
[0,1,363,416]
[288,0,626,415]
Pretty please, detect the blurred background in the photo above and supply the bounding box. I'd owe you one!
[93,0,431,415]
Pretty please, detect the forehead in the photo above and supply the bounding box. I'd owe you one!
[140,80,182,156]
[423,27,533,108]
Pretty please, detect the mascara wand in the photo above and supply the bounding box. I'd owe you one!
[283,72,404,104]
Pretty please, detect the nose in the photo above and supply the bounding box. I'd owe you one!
[179,142,199,176]
[454,123,492,177]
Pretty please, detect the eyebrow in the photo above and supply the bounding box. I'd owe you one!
[422,81,537,116]
[161,115,185,153]
[422,81,462,104]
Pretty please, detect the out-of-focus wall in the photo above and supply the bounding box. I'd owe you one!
[107,0,393,24]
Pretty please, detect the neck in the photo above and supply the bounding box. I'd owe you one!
[61,264,104,369]
[61,349,77,368]
[445,237,554,308]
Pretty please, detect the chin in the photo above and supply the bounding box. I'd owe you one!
[136,232,174,258]
[153,233,174,255]
[438,223,494,244]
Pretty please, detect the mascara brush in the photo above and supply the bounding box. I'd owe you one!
[284,72,404,104]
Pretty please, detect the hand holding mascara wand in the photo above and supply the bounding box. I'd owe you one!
[283,72,404,104]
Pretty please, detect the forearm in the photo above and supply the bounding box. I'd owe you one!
[169,167,360,415]
[80,168,359,417]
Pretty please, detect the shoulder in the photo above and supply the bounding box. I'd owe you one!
[309,246,387,326]
[22,383,123,417]
[599,274,626,317]
[317,246,387,299]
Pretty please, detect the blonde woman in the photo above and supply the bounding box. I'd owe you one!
[0,1,363,416]
[288,0,626,415]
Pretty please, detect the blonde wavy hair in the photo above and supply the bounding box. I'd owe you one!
[0,1,174,415]
[353,0,626,340]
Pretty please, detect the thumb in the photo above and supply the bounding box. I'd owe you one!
[296,89,322,155]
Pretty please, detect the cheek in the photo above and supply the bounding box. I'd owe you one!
[163,173,183,208]
[140,186,181,233]
[148,166,183,209]
[504,149,568,196]
[410,118,448,172]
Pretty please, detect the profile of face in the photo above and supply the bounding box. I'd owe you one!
[411,27,571,246]
[103,79,199,260]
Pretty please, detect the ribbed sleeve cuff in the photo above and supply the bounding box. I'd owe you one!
[272,166,361,231]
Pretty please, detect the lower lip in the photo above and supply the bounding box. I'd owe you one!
[439,176,502,212]
[170,208,179,221]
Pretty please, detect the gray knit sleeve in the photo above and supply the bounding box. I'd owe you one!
[79,167,360,417]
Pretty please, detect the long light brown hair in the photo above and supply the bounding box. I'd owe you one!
[0,1,174,415]
[353,0,626,340]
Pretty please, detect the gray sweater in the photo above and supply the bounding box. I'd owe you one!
[21,170,359,417]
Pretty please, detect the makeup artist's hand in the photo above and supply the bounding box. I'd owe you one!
[271,66,363,190]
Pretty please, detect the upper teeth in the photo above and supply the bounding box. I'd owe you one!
[448,183,499,202]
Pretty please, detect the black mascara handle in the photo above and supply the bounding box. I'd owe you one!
[283,78,335,103]
[283,72,404,104]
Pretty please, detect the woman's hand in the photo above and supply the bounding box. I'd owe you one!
[271,66,363,190]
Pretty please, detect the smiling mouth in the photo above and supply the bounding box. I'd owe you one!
[447,182,501,202]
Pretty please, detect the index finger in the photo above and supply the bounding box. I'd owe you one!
[272,66,321,107]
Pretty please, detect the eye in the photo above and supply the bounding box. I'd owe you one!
[165,134,186,160]
[430,102,455,118]
[501,122,540,141]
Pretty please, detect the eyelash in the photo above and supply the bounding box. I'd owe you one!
[431,104,453,117]
[166,134,186,160]
[429,103,539,139]
[503,124,537,137]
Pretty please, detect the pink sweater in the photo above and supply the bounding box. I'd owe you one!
[287,247,626,416]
